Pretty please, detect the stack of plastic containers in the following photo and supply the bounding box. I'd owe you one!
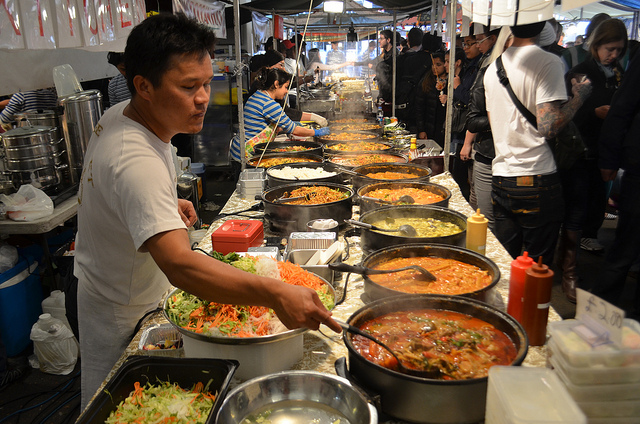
[485,366,586,424]
[548,319,640,423]
[236,168,266,199]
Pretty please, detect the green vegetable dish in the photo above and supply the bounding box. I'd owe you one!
[368,217,463,238]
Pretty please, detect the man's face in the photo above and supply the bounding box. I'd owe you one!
[379,34,389,49]
[462,36,480,59]
[147,53,213,136]
[477,34,496,55]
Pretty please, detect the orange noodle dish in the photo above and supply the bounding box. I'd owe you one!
[249,156,321,168]
[322,132,377,141]
[332,118,369,123]
[328,142,389,152]
[352,309,517,380]
[365,187,444,204]
[364,171,421,180]
[166,256,334,337]
[329,154,404,167]
[268,145,315,153]
[278,186,348,205]
[331,123,382,131]
[368,257,492,295]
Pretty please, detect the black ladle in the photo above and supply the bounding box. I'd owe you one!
[346,218,418,237]
[335,319,440,379]
[360,194,416,205]
[327,261,436,282]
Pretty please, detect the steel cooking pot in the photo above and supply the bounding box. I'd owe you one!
[253,140,323,157]
[326,152,408,169]
[350,163,432,191]
[357,205,467,253]
[216,371,377,424]
[261,182,354,234]
[342,294,528,423]
[360,243,500,303]
[358,181,451,214]
[266,162,345,188]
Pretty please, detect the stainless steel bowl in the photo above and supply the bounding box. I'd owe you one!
[216,371,377,424]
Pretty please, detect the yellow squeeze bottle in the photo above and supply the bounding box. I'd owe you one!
[466,209,488,255]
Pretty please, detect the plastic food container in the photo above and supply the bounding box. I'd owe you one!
[76,356,238,424]
[549,339,640,385]
[211,220,263,254]
[548,319,640,368]
[485,366,586,424]
[137,323,183,358]
[576,399,640,419]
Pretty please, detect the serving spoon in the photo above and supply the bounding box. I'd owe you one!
[334,319,441,379]
[346,218,418,237]
[327,261,436,282]
[360,194,416,205]
[273,193,312,204]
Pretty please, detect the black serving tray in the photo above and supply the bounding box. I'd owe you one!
[76,356,238,424]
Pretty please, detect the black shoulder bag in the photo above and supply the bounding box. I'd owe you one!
[495,56,585,170]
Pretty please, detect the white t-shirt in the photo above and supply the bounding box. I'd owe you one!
[74,101,186,306]
[484,45,568,177]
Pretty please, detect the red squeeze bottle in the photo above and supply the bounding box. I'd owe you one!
[521,257,554,346]
[507,251,534,322]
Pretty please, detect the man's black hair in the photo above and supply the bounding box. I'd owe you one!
[380,29,393,41]
[107,52,124,67]
[124,13,216,95]
[407,27,423,48]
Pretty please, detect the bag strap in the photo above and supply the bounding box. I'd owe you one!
[496,56,538,130]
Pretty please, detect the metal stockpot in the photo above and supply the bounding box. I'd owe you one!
[0,126,60,190]
[58,89,103,183]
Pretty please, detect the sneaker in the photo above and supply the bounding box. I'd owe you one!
[0,366,27,391]
[580,238,604,252]
[604,212,617,220]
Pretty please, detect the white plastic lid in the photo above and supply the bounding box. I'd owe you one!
[39,313,52,320]
[487,366,586,423]
[191,163,205,174]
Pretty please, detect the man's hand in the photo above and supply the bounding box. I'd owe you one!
[271,283,341,333]
[595,105,610,120]
[571,77,592,101]
[178,199,197,227]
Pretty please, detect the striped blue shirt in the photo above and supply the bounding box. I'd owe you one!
[0,89,58,125]
[108,73,131,107]
[231,90,297,161]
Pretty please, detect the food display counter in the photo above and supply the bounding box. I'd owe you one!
[81,171,559,422]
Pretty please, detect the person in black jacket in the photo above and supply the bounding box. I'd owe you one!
[594,51,640,319]
[415,52,447,147]
[558,19,626,302]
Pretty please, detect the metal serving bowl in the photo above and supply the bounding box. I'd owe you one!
[216,371,377,424]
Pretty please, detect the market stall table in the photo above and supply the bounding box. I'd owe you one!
[81,172,559,421]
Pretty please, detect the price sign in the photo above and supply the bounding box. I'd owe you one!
[575,288,625,348]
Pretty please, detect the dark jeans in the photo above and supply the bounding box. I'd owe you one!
[492,173,564,266]
[582,159,607,239]
[558,159,589,231]
[594,173,640,312]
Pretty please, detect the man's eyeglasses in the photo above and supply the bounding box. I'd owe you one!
[477,36,491,44]
[462,41,477,48]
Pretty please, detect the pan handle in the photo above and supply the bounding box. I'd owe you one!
[328,262,369,275]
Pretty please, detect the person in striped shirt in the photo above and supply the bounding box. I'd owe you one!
[0,88,57,131]
[230,67,329,162]
[107,52,132,108]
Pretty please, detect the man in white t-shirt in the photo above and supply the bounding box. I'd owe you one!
[74,13,340,410]
[484,22,591,265]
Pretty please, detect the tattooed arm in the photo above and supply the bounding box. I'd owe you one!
[536,78,592,139]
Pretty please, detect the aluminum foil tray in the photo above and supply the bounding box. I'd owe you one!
[288,231,336,251]
[137,323,184,357]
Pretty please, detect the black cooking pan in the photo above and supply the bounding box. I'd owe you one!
[253,141,323,157]
[246,153,323,169]
[360,243,500,303]
[357,180,451,214]
[323,140,394,156]
[325,152,408,169]
[356,205,467,254]
[350,162,432,191]
[341,294,528,423]
[260,182,354,234]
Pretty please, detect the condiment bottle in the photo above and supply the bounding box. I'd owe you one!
[409,137,418,160]
[466,208,488,255]
[507,251,534,323]
[521,257,554,346]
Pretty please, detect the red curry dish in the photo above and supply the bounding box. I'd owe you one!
[368,257,492,295]
[352,309,518,380]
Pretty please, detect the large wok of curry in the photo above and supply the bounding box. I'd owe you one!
[342,294,528,423]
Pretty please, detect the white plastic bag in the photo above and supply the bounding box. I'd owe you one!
[30,313,78,375]
[0,243,18,273]
[0,184,54,221]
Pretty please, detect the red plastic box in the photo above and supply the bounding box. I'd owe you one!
[211,220,264,254]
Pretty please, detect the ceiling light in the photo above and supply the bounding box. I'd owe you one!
[324,1,344,13]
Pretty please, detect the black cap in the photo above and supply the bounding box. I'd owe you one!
[510,22,546,38]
